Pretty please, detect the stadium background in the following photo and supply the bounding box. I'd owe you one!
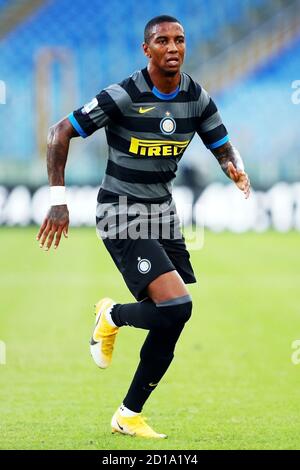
[1,0,300,450]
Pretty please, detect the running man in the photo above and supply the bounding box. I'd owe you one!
[37,15,250,438]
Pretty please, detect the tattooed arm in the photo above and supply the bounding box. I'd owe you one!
[211,141,251,199]
[36,118,78,251]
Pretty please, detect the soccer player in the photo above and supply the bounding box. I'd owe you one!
[37,15,250,438]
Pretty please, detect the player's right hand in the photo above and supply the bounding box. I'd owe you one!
[36,205,69,251]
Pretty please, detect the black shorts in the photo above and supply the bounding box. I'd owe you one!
[102,235,196,301]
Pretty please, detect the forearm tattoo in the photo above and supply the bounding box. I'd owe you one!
[47,124,71,186]
[211,141,244,178]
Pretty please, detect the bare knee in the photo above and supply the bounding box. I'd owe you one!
[147,270,189,304]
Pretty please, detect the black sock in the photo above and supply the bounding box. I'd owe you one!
[111,296,191,330]
[111,299,169,329]
[113,296,192,413]
[123,323,185,413]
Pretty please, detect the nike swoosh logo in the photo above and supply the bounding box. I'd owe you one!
[116,420,124,431]
[149,382,158,387]
[138,106,156,114]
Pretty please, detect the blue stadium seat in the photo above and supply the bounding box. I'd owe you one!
[0,0,298,187]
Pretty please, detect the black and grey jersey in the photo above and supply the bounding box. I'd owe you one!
[68,67,229,202]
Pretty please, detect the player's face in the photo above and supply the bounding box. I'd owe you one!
[143,22,185,74]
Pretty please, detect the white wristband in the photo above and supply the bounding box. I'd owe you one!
[50,186,67,206]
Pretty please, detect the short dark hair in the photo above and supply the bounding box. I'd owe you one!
[144,15,182,43]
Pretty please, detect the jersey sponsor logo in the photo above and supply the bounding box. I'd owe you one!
[82,97,98,114]
[129,137,190,157]
[138,106,156,114]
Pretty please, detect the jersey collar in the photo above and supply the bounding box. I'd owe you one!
[141,67,181,100]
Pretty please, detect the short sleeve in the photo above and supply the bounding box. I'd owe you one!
[68,84,129,138]
[196,88,229,149]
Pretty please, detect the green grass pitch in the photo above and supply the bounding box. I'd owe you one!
[0,227,300,450]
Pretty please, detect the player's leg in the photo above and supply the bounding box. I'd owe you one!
[147,269,189,302]
[90,234,196,369]
[118,271,192,410]
[110,277,191,330]
[111,319,184,438]
[91,236,194,437]
[90,237,178,369]
[111,270,192,438]
[90,234,176,360]
[90,271,191,368]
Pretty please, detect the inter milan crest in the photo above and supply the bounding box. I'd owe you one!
[137,257,151,274]
[160,111,176,135]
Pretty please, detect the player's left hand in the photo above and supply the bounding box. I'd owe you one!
[227,161,251,199]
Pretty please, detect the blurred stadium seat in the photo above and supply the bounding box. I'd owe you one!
[194,36,300,189]
[0,0,299,188]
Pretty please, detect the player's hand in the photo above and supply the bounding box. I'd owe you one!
[227,161,251,199]
[36,205,69,251]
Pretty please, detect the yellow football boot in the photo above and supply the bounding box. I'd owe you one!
[90,298,119,369]
[111,410,167,439]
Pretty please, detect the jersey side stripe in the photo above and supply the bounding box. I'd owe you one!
[119,88,202,104]
[97,188,171,205]
[121,75,201,104]
[93,86,201,131]
[108,150,178,173]
[106,160,176,184]
[108,121,195,142]
[101,174,172,199]
[106,128,135,156]
[107,115,198,133]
